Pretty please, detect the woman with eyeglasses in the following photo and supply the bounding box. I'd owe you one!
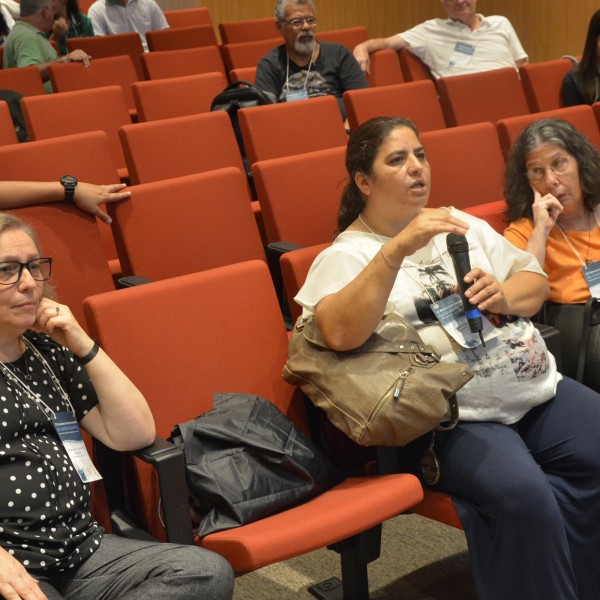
[0,213,234,599]
[504,118,600,386]
[504,118,600,303]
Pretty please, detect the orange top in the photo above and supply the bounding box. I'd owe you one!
[504,217,600,304]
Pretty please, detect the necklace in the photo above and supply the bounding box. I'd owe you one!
[10,350,32,381]
[357,213,388,242]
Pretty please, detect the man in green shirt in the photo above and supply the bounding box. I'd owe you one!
[3,0,91,92]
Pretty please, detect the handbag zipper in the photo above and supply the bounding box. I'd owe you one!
[393,368,413,399]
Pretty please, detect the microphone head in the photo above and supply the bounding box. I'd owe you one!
[446,232,468,255]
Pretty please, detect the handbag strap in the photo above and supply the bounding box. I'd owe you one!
[434,394,459,432]
[576,297,596,382]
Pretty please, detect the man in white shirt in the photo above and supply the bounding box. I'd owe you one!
[353,0,528,79]
[87,0,169,52]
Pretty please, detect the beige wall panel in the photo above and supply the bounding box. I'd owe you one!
[167,1,600,63]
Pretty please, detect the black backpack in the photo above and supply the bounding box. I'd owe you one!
[210,80,272,176]
[0,89,29,143]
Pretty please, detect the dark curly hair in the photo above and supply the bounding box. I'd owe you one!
[337,116,420,233]
[504,118,600,222]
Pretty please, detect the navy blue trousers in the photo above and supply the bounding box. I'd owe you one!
[424,377,600,600]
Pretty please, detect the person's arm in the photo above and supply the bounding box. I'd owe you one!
[461,267,549,318]
[515,57,528,67]
[35,297,155,452]
[352,35,407,74]
[149,0,169,30]
[0,181,130,224]
[0,547,46,600]
[31,48,92,81]
[316,209,469,350]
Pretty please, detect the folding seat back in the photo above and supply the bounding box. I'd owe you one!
[280,242,331,323]
[398,48,434,82]
[229,66,257,84]
[344,80,446,132]
[252,146,346,246]
[218,17,279,44]
[238,95,348,166]
[317,26,368,50]
[48,55,139,114]
[0,101,18,145]
[0,131,122,279]
[366,49,404,87]
[438,67,530,126]
[221,38,281,72]
[109,168,265,280]
[141,45,226,79]
[21,86,132,179]
[164,7,213,28]
[67,33,145,80]
[132,72,228,121]
[519,59,573,113]
[83,260,423,587]
[0,66,45,96]
[145,25,218,52]
[497,104,600,158]
[420,122,505,209]
[119,110,246,186]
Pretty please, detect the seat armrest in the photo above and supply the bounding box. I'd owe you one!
[117,275,154,288]
[95,436,194,545]
[134,437,195,545]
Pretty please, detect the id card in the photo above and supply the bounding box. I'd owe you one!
[286,89,309,102]
[431,293,499,348]
[449,41,475,67]
[53,412,102,483]
[582,260,600,298]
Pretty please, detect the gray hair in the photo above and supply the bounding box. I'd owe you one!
[20,0,51,18]
[275,0,315,22]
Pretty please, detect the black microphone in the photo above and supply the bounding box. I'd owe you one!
[446,233,485,347]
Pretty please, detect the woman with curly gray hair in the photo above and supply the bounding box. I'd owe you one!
[504,117,600,304]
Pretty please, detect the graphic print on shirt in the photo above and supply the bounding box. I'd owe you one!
[403,256,548,383]
[280,70,332,101]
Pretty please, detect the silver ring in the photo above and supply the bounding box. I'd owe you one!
[56,307,60,316]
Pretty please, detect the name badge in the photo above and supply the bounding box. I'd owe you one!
[286,89,309,102]
[583,260,600,298]
[449,41,476,67]
[430,293,498,348]
[53,411,102,483]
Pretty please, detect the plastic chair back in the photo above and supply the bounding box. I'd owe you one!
[0,66,45,96]
[146,25,218,51]
[344,80,445,132]
[141,45,226,79]
[367,49,404,87]
[519,59,573,113]
[218,17,278,44]
[164,7,213,28]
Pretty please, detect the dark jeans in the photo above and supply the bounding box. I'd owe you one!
[35,534,234,600]
[417,377,600,600]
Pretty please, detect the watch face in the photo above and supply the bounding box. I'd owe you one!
[61,175,77,187]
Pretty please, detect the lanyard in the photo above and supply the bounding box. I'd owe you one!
[285,44,316,93]
[556,209,600,266]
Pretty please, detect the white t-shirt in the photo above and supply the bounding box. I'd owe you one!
[88,0,169,51]
[399,14,528,79]
[295,210,560,424]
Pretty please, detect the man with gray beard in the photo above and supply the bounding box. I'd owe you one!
[255,0,367,120]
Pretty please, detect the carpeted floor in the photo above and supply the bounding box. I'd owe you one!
[232,513,477,599]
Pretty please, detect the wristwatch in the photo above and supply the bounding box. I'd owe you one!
[60,175,78,202]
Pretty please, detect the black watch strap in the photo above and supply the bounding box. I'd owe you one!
[60,175,78,202]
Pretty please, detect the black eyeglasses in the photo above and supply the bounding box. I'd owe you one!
[0,258,53,285]
[282,16,317,28]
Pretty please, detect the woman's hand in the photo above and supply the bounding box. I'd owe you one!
[34,298,94,358]
[461,267,507,315]
[531,186,563,234]
[50,17,68,40]
[389,208,469,261]
[0,547,47,600]
[73,182,130,225]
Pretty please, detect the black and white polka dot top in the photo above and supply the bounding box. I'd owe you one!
[0,331,103,573]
